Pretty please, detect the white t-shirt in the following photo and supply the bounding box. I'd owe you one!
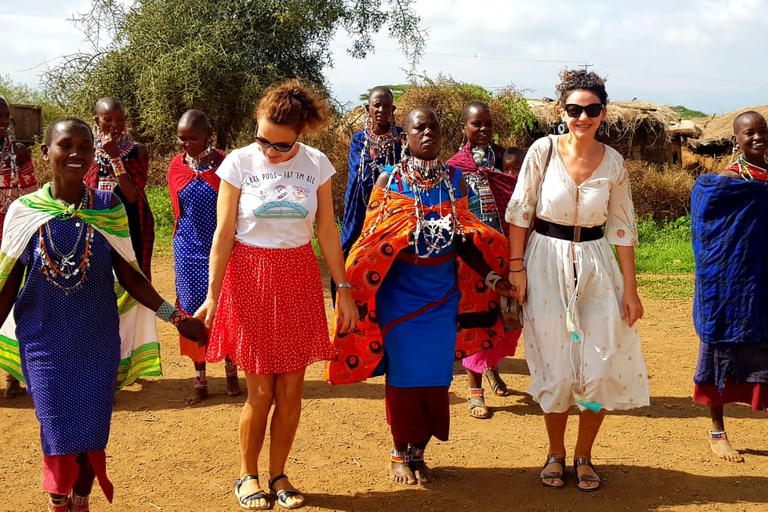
[216,142,336,248]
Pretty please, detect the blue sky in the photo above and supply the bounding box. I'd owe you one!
[3,0,768,115]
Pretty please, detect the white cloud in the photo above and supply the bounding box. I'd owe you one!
[1,0,767,114]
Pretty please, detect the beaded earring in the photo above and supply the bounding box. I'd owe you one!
[557,121,567,135]
[597,121,607,137]
[729,144,738,165]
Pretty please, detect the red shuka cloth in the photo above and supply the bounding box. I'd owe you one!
[446,143,518,237]
[167,150,225,235]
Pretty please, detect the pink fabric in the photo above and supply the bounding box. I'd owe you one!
[42,451,113,502]
[461,329,521,373]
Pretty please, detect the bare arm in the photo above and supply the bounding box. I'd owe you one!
[194,180,239,327]
[316,180,359,333]
[616,245,643,327]
[507,225,528,305]
[0,261,25,326]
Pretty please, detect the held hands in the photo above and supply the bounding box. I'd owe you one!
[335,290,359,334]
[495,280,515,298]
[622,287,644,327]
[178,317,208,347]
[193,297,218,329]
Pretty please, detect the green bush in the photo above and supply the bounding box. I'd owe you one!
[635,216,694,274]
[146,186,174,246]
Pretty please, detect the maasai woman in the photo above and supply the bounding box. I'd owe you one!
[340,86,402,258]
[327,107,515,486]
[692,110,768,462]
[447,101,521,418]
[0,118,207,512]
[168,109,239,403]
[0,96,38,399]
[84,97,155,280]
[195,80,357,510]
[506,69,648,491]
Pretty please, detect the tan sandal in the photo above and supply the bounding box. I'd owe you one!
[483,366,508,396]
[467,389,490,419]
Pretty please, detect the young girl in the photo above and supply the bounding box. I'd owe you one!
[84,97,155,280]
[195,80,357,510]
[447,101,521,419]
[692,110,768,462]
[168,109,239,403]
[0,96,38,398]
[0,117,206,511]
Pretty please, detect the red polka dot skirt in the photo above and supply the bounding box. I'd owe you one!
[207,242,338,374]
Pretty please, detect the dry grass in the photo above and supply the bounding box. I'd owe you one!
[681,146,731,175]
[627,160,695,221]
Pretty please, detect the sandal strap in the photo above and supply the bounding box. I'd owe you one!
[234,474,260,487]
[574,457,601,483]
[268,473,288,490]
[543,455,565,467]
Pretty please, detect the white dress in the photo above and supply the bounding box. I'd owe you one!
[505,135,650,413]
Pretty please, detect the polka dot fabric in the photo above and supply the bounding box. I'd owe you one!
[207,242,338,374]
[15,189,121,456]
[172,175,218,361]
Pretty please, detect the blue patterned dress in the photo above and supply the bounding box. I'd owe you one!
[16,189,120,456]
[173,178,218,316]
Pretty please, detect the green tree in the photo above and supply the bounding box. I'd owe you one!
[44,0,426,149]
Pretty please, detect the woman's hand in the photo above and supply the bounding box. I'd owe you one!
[102,132,120,159]
[495,280,515,298]
[178,317,209,346]
[335,290,359,334]
[508,269,527,305]
[622,287,644,327]
[194,297,218,329]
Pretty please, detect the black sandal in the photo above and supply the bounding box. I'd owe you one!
[269,474,305,509]
[540,455,566,489]
[573,457,602,492]
[234,475,271,510]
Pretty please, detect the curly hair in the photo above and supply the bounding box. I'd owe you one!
[556,69,608,107]
[254,79,328,133]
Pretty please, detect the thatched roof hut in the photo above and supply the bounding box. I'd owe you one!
[525,99,683,164]
[687,105,768,156]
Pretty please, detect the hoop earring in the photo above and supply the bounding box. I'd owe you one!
[597,121,607,137]
[557,121,567,135]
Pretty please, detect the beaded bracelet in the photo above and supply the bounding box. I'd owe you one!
[110,156,127,177]
[509,267,526,273]
[156,300,184,326]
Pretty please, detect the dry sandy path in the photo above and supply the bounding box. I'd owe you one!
[1,255,767,511]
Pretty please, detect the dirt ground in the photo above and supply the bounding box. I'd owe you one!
[1,254,767,512]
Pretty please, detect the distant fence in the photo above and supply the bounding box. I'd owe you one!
[9,104,43,145]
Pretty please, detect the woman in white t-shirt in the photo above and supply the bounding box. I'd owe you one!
[196,80,358,510]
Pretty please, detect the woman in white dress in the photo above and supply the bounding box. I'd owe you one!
[505,69,649,492]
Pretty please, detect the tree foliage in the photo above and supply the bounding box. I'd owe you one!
[44,0,426,149]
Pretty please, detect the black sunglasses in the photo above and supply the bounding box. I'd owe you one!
[564,103,604,118]
[254,131,300,153]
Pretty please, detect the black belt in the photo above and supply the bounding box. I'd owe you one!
[535,219,604,242]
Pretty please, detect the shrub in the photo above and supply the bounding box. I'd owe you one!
[627,161,695,222]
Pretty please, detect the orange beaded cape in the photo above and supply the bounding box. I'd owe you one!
[325,185,510,385]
